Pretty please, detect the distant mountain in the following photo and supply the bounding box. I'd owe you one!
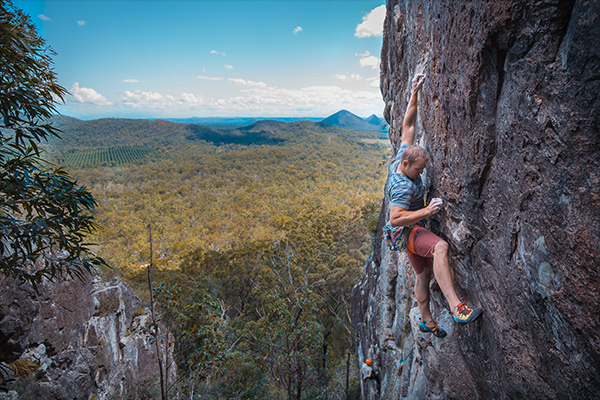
[186,122,286,146]
[320,110,385,132]
[186,118,369,145]
[158,116,323,130]
[158,117,259,129]
[365,114,383,126]
[48,115,191,150]
[238,119,289,135]
[48,115,373,155]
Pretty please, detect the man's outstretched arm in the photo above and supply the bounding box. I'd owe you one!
[401,74,425,146]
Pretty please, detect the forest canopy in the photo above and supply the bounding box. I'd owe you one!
[46,116,388,284]
[44,115,388,398]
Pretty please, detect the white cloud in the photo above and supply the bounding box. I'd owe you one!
[293,26,303,35]
[210,50,226,56]
[38,14,51,21]
[334,74,363,81]
[115,91,207,111]
[62,75,384,118]
[360,56,380,69]
[122,90,176,109]
[224,65,234,70]
[333,74,363,82]
[197,76,224,81]
[181,93,204,104]
[356,51,380,69]
[223,84,383,116]
[122,79,140,83]
[77,20,86,26]
[355,5,385,38]
[367,77,380,88]
[70,82,112,105]
[118,82,382,117]
[228,78,267,87]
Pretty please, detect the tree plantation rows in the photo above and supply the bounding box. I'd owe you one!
[62,146,155,167]
[48,118,388,398]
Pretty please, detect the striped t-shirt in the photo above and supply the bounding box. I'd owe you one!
[388,144,424,212]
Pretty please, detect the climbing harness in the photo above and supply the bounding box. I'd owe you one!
[382,224,412,252]
[382,198,431,253]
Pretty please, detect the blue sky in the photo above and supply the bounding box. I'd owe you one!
[13,0,386,120]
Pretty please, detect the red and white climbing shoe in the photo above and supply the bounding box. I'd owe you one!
[453,298,482,324]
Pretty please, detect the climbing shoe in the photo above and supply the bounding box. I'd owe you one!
[419,319,447,338]
[453,298,482,324]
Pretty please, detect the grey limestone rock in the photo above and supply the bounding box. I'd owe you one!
[0,274,169,399]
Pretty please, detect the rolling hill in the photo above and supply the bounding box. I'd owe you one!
[320,109,385,132]
[43,114,388,277]
[47,115,377,164]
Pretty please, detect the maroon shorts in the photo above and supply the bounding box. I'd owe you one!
[406,226,442,275]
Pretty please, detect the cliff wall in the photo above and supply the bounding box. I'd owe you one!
[0,275,169,399]
[353,1,599,399]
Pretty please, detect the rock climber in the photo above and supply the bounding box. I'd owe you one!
[361,359,380,384]
[387,73,482,337]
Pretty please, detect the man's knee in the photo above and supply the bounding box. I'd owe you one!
[414,271,431,300]
[416,267,432,282]
[433,240,448,257]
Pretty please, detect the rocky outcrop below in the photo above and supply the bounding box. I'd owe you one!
[353,0,599,399]
[0,274,168,399]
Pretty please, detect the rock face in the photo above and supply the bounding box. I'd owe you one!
[353,1,599,399]
[0,275,169,399]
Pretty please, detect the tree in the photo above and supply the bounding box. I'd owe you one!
[0,1,105,289]
[172,203,372,398]
[152,281,229,398]
[248,239,325,400]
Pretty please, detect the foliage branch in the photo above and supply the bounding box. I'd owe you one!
[0,1,105,289]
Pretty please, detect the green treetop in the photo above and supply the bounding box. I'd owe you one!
[0,1,105,290]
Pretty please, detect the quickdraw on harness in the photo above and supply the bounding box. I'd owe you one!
[382,224,412,252]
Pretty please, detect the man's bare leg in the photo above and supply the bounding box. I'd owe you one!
[432,240,461,315]
[414,267,435,326]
